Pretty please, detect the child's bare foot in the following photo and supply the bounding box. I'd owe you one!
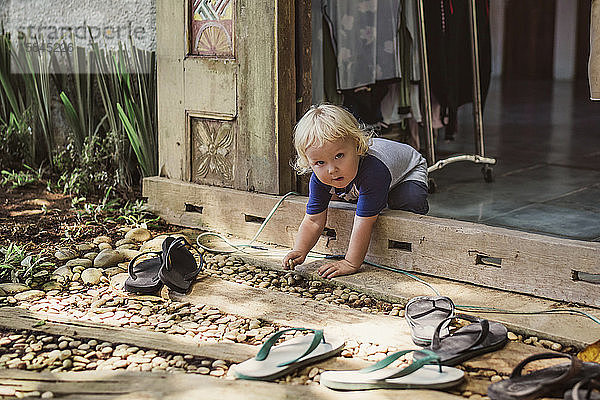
[318,259,359,279]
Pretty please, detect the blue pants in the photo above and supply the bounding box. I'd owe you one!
[387,180,429,215]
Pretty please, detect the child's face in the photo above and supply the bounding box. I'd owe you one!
[305,137,360,188]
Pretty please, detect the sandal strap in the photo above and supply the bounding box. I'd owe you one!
[254,328,324,367]
[163,237,202,275]
[359,349,442,380]
[510,353,580,383]
[573,375,600,400]
[127,251,162,280]
[431,314,489,353]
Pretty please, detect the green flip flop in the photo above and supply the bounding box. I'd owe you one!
[230,328,344,381]
[319,349,464,390]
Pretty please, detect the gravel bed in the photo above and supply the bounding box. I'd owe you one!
[0,229,582,399]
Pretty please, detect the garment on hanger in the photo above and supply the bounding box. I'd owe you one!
[424,0,491,140]
[590,0,600,101]
[322,0,402,90]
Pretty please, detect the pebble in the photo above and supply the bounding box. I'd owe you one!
[93,236,112,245]
[125,228,152,242]
[0,283,30,295]
[65,259,93,269]
[94,250,126,269]
[55,248,78,261]
[14,290,45,301]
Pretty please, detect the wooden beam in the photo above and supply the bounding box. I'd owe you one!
[143,177,600,306]
[0,307,254,363]
[0,369,464,400]
[161,275,416,349]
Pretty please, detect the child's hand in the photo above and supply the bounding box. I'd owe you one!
[283,250,306,270]
[318,259,359,279]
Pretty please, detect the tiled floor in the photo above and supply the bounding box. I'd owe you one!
[427,79,600,242]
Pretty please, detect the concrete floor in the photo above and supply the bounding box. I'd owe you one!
[427,79,600,242]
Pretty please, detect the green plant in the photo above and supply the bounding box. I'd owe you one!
[115,42,157,177]
[113,199,160,228]
[0,164,43,188]
[13,36,55,167]
[0,110,33,169]
[0,244,54,286]
[58,34,107,153]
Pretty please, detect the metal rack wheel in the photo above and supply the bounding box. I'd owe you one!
[482,165,494,183]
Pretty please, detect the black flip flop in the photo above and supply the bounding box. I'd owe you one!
[158,236,203,294]
[565,373,600,400]
[413,314,508,366]
[405,296,455,346]
[123,251,163,294]
[488,353,600,400]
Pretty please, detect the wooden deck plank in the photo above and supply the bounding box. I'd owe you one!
[159,274,416,349]
[0,370,465,400]
[143,177,600,306]
[0,307,255,363]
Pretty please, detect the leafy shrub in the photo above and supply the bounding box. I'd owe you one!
[0,244,54,287]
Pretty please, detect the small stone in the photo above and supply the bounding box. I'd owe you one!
[41,392,54,399]
[75,243,95,252]
[42,282,62,291]
[125,228,152,242]
[14,290,45,301]
[0,283,30,295]
[55,247,78,261]
[94,250,126,269]
[81,268,103,285]
[507,332,518,341]
[490,375,503,383]
[248,319,261,329]
[139,238,165,253]
[115,238,135,247]
[551,343,563,351]
[93,236,112,245]
[65,258,93,269]
[83,252,99,261]
[98,243,112,251]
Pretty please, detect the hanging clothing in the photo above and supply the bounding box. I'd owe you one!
[424,0,491,139]
[322,0,402,90]
[590,0,600,100]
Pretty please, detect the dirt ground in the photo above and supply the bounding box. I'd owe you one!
[0,183,174,254]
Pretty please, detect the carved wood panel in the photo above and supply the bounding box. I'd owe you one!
[190,117,236,186]
[189,0,234,58]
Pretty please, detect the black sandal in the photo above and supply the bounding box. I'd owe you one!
[123,251,163,294]
[158,236,203,293]
[413,314,508,366]
[488,353,600,400]
[564,372,600,400]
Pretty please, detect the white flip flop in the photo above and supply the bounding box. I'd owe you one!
[320,349,464,391]
[230,328,345,381]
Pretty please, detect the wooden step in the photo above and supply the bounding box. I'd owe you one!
[143,177,600,307]
[0,369,465,400]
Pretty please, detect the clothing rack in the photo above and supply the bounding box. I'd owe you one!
[416,0,496,192]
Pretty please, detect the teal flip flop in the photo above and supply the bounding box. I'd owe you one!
[230,328,344,381]
[319,349,464,390]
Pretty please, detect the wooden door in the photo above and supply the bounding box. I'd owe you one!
[156,0,296,194]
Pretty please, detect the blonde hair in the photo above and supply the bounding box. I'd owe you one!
[292,104,372,174]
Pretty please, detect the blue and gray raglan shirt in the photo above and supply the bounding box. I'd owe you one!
[306,138,428,217]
